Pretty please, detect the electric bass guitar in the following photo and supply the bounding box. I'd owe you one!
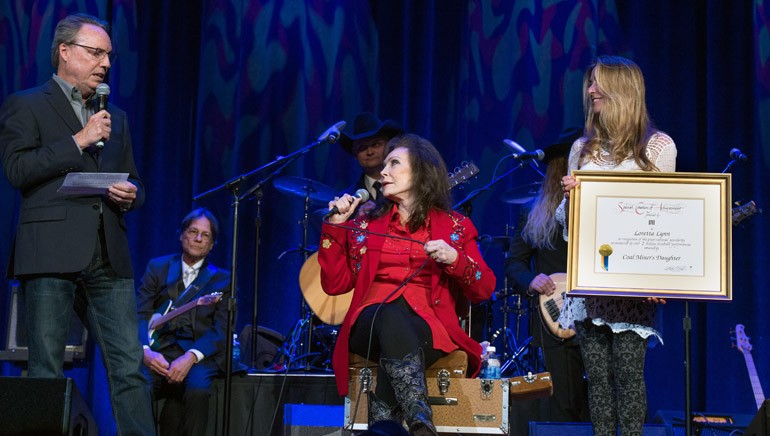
[148,292,222,350]
[732,324,766,410]
[538,273,576,339]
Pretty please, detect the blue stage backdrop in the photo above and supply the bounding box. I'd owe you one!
[1,1,768,434]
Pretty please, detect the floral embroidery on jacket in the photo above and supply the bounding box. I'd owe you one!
[345,218,371,273]
[442,212,483,285]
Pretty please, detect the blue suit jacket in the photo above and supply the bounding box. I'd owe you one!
[0,78,144,278]
[136,254,232,371]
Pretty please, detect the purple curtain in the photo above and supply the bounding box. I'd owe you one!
[1,0,768,433]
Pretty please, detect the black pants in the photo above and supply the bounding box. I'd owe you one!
[145,343,221,436]
[348,297,444,405]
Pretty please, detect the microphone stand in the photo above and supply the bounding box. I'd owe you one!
[722,158,738,174]
[677,159,740,436]
[453,160,530,211]
[193,128,339,436]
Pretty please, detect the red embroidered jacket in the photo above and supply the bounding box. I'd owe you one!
[319,207,495,395]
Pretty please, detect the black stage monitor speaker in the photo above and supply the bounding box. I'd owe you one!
[1,281,88,362]
[239,324,285,370]
[745,400,770,436]
[0,377,96,435]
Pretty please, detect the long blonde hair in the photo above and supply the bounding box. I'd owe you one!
[521,155,568,250]
[580,55,656,171]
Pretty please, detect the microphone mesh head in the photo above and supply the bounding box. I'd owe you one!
[96,83,110,96]
[355,188,370,203]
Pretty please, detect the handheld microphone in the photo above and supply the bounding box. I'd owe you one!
[729,148,748,162]
[94,83,110,149]
[323,188,370,219]
[317,120,346,144]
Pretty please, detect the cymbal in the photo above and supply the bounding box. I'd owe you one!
[501,182,541,204]
[274,177,337,204]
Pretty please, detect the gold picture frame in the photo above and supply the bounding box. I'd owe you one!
[566,171,731,300]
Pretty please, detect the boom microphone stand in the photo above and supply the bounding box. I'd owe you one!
[453,160,532,211]
[678,149,746,436]
[192,121,345,436]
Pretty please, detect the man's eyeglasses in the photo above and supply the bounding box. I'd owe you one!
[70,43,116,62]
[185,228,212,242]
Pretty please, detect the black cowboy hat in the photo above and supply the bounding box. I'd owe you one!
[542,126,583,163]
[339,112,403,155]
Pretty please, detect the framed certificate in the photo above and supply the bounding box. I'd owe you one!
[566,171,731,300]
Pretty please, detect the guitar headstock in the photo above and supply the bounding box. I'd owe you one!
[448,161,480,189]
[198,292,223,306]
[732,324,752,354]
[733,201,761,226]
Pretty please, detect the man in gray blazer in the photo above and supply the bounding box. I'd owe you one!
[0,13,154,435]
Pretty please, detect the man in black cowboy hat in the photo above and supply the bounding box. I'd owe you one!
[338,112,403,207]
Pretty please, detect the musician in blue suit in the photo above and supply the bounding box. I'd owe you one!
[137,208,232,435]
[0,13,153,435]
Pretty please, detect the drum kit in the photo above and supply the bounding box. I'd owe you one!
[270,176,348,371]
[269,177,544,375]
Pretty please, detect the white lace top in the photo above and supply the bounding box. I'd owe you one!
[556,131,677,346]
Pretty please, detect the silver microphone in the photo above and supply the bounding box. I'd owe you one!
[317,121,347,144]
[323,189,370,219]
[503,139,542,165]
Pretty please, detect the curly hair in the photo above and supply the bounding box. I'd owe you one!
[521,155,568,250]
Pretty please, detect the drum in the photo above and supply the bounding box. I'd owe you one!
[298,252,353,325]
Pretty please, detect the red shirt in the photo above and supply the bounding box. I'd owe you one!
[351,211,458,354]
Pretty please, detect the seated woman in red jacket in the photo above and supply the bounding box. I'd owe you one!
[319,133,495,435]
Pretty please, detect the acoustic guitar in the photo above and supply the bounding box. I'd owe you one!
[300,162,481,325]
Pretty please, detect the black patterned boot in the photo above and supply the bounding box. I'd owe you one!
[368,391,401,426]
[380,349,437,436]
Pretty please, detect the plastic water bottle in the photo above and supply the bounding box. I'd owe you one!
[479,341,490,378]
[485,346,501,379]
[232,334,241,364]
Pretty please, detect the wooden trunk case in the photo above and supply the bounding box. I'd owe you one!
[345,369,510,434]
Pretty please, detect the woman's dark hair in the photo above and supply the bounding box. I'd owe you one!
[179,207,219,241]
[370,134,451,231]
